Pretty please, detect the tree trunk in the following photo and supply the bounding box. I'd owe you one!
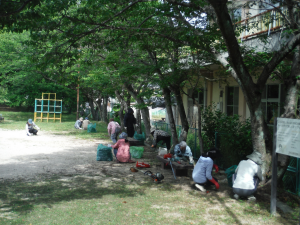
[196,102,204,155]
[103,96,108,123]
[163,87,179,146]
[171,87,189,142]
[249,105,272,180]
[136,108,142,134]
[89,98,97,120]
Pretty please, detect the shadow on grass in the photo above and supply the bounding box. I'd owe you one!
[0,175,149,216]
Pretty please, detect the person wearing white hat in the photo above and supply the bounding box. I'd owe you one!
[26,119,40,136]
[232,151,264,200]
[74,117,83,129]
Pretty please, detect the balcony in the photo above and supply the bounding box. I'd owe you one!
[235,6,288,40]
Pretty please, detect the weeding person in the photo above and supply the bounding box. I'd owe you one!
[107,118,121,143]
[150,127,171,150]
[74,117,83,129]
[173,141,194,164]
[123,108,136,138]
[192,148,221,192]
[26,119,40,136]
[111,132,135,163]
[232,151,263,201]
[82,117,91,130]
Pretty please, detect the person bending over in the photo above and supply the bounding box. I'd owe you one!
[173,141,194,164]
[192,148,221,192]
[26,119,40,136]
[232,151,263,201]
[107,118,121,144]
[74,117,83,129]
[111,132,135,163]
[150,127,171,150]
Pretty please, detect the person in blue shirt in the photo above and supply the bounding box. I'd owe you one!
[192,147,221,192]
[173,141,194,164]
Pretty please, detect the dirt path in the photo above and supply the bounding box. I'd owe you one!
[0,129,107,180]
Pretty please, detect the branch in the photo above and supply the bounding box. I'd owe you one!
[257,32,300,89]
[0,0,33,17]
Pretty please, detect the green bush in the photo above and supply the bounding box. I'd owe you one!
[201,104,253,169]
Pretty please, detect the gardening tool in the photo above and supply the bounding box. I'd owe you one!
[167,158,176,180]
[136,161,150,168]
[130,167,164,183]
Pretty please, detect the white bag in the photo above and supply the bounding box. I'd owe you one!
[158,147,167,155]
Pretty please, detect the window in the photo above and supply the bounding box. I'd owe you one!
[226,87,239,116]
[261,84,284,124]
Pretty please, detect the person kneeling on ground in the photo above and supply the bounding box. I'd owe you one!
[82,117,91,130]
[26,119,40,136]
[173,141,194,164]
[74,117,83,129]
[192,148,221,192]
[111,132,135,163]
[150,127,171,150]
[232,151,263,201]
[107,118,121,144]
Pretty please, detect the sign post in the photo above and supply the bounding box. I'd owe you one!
[271,117,300,215]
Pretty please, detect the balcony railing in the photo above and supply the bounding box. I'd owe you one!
[236,6,288,40]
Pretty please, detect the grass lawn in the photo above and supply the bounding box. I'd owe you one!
[0,111,299,224]
[0,111,110,140]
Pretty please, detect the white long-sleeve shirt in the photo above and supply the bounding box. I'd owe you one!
[25,122,39,135]
[233,159,263,190]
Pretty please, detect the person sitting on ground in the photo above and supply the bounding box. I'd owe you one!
[192,147,221,192]
[124,108,136,138]
[82,117,91,130]
[150,127,171,150]
[107,118,121,143]
[111,132,135,163]
[173,141,194,164]
[26,119,40,136]
[74,117,83,129]
[232,151,263,201]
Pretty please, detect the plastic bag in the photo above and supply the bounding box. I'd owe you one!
[88,123,97,133]
[130,146,144,159]
[133,131,145,141]
[225,165,238,187]
[97,144,113,161]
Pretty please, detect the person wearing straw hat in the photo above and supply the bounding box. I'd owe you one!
[26,119,40,136]
[74,117,83,129]
[232,151,263,200]
[111,132,135,163]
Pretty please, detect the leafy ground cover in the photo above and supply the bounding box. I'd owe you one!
[0,111,299,224]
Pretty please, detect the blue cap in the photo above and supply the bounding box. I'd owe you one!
[85,117,88,120]
[28,119,33,124]
[119,132,128,139]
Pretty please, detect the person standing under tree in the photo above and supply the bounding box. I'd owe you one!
[26,119,40,136]
[107,118,121,143]
[123,108,136,138]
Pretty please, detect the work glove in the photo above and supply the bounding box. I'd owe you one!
[209,178,220,190]
[213,164,219,173]
[189,156,194,164]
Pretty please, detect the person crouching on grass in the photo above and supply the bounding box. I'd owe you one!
[192,148,221,192]
[26,119,40,136]
[232,151,263,201]
[111,132,135,163]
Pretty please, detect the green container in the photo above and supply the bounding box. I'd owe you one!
[88,123,97,133]
[97,144,113,161]
[130,146,144,159]
[225,165,238,187]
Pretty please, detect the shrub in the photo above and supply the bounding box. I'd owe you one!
[201,104,253,169]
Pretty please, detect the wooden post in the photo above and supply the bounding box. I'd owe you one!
[76,82,79,120]
[271,117,278,215]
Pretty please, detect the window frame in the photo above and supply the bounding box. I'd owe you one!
[225,86,239,116]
